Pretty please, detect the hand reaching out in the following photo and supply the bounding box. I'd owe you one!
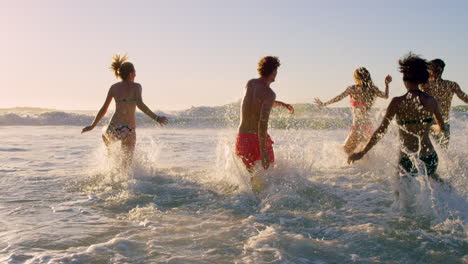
[81,125,94,133]
[348,151,365,164]
[285,104,295,114]
[314,98,325,107]
[157,116,169,126]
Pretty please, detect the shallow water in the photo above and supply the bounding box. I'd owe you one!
[0,124,466,264]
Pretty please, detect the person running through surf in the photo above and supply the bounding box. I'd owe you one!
[348,53,445,182]
[314,67,391,155]
[82,54,168,167]
[235,56,294,188]
[421,58,468,149]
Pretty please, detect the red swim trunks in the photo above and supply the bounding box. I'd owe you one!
[235,133,275,169]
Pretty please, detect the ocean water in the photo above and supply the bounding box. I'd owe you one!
[0,118,467,263]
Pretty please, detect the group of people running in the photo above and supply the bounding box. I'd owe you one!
[82,53,468,186]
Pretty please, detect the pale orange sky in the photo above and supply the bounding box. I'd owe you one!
[1,0,467,111]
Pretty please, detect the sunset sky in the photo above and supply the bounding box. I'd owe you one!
[1,0,467,111]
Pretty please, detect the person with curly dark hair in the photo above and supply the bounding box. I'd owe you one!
[314,67,391,154]
[421,58,468,149]
[348,53,445,182]
[81,54,168,167]
[235,56,294,189]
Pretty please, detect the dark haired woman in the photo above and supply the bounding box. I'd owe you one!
[348,54,445,182]
[314,67,392,154]
[82,54,168,165]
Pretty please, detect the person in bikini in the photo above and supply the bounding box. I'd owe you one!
[314,67,392,155]
[82,54,168,166]
[348,53,445,182]
[235,56,294,179]
[421,58,468,149]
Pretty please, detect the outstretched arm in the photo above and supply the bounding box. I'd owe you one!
[374,75,392,99]
[258,93,276,169]
[348,98,397,163]
[453,83,468,104]
[274,100,294,114]
[82,88,113,133]
[314,87,350,107]
[135,85,168,125]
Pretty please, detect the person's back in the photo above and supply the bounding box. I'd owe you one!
[394,91,436,156]
[81,53,168,168]
[235,56,293,174]
[421,58,468,148]
[110,81,139,127]
[348,53,445,181]
[348,84,379,110]
[424,78,458,121]
[239,79,275,134]
[314,67,391,155]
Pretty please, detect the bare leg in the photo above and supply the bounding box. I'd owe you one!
[343,129,366,155]
[102,133,112,156]
[247,164,266,194]
[121,132,136,170]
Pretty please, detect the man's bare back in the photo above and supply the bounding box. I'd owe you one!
[238,78,276,134]
[235,56,293,172]
[422,79,468,121]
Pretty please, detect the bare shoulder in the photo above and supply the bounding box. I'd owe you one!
[247,78,263,88]
[134,82,143,92]
[108,83,119,94]
[346,84,356,92]
[110,82,118,90]
[390,95,404,106]
[420,91,434,100]
[246,78,256,86]
[419,92,439,109]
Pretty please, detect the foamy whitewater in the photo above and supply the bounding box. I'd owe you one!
[0,107,467,264]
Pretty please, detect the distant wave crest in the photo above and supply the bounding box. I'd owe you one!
[0,104,466,129]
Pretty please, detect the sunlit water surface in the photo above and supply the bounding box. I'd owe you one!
[0,124,466,264]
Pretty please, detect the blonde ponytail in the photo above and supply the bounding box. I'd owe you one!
[110,53,128,79]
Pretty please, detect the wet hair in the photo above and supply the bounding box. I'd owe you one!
[398,53,429,84]
[428,58,445,76]
[110,53,135,80]
[353,67,374,88]
[257,56,281,77]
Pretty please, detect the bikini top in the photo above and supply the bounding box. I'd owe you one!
[116,82,137,103]
[349,98,367,107]
[115,98,136,103]
[397,118,433,126]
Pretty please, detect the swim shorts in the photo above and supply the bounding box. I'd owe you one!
[235,133,274,169]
